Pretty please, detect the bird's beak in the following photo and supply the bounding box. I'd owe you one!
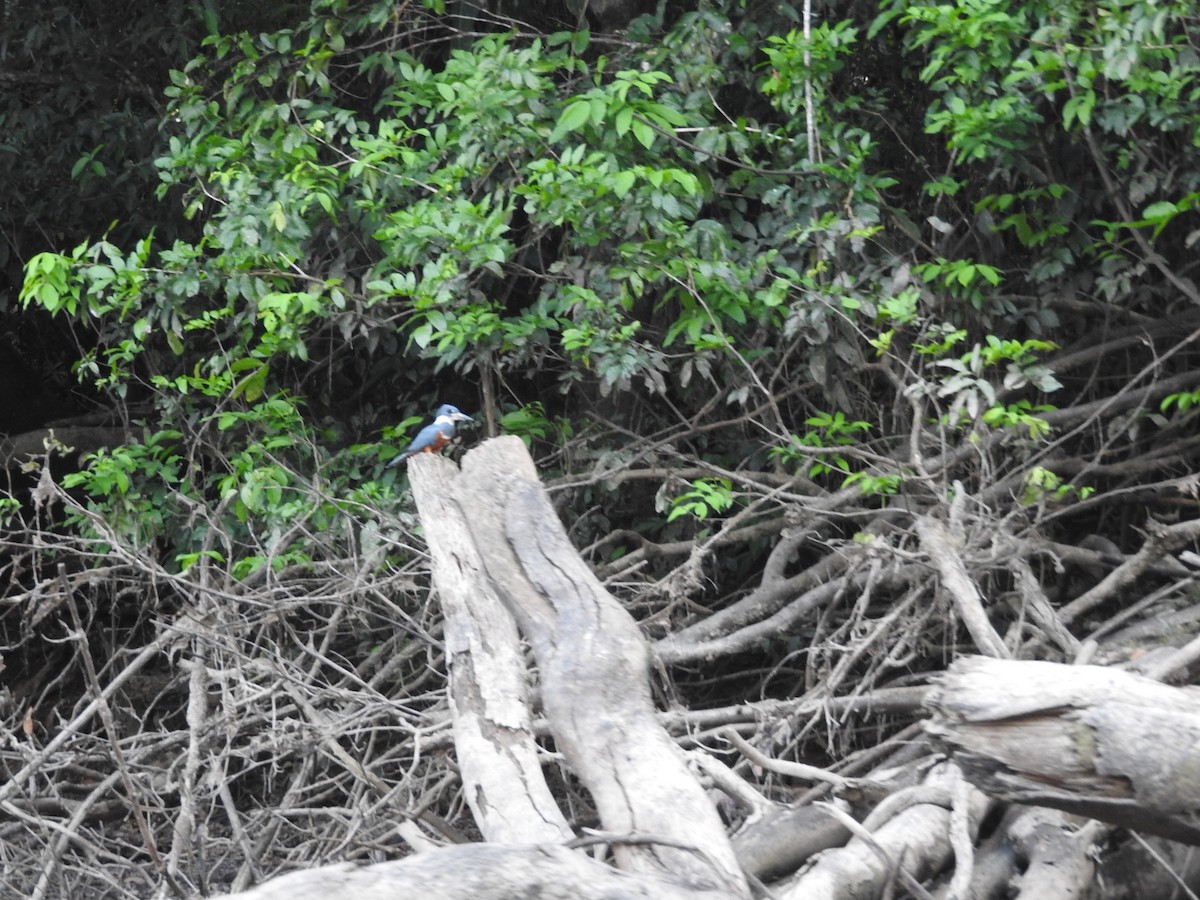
[455,412,474,423]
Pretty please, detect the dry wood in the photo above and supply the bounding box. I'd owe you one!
[1058,517,1200,624]
[778,762,990,900]
[730,804,851,882]
[453,437,748,895]
[925,656,1200,844]
[218,843,735,900]
[192,437,752,899]
[408,454,571,845]
[8,401,1200,898]
[1007,809,1104,900]
[916,516,1010,659]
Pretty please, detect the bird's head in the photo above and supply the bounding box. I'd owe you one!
[434,404,473,424]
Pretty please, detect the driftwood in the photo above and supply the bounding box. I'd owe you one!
[215,436,748,899]
[925,656,1200,844]
[407,447,571,845]
[219,844,733,900]
[775,762,992,900]
[203,445,1200,900]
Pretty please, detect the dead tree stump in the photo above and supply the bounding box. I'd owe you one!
[217,436,748,899]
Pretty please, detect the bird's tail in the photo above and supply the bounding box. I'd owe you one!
[384,451,410,469]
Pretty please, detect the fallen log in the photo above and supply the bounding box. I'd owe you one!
[218,844,735,900]
[925,656,1200,844]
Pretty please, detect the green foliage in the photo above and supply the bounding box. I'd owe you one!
[1162,388,1200,417]
[1020,465,1094,507]
[667,478,735,523]
[0,0,306,312]
[981,401,1055,440]
[61,430,190,551]
[761,20,860,120]
[0,497,23,527]
[500,402,575,447]
[1099,193,1200,242]
[549,67,689,149]
[14,0,1200,576]
[929,336,1061,428]
[842,471,903,496]
[975,184,1070,250]
[778,411,872,480]
[885,0,1200,318]
[772,411,909,496]
[913,257,1002,311]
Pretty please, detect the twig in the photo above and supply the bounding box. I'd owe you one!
[1059,517,1200,624]
[944,765,975,900]
[687,750,775,817]
[916,516,1011,659]
[1129,831,1200,900]
[724,728,854,789]
[64,586,183,897]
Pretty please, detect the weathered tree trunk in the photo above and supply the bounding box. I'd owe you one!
[407,452,572,845]
[216,843,735,900]
[925,656,1200,844]
[215,437,748,899]
[452,437,747,893]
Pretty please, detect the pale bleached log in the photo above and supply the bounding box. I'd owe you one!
[408,454,571,844]
[207,437,747,900]
[925,656,1200,844]
[456,437,748,895]
[916,516,1010,659]
[779,762,989,900]
[219,843,735,900]
[1008,809,1103,900]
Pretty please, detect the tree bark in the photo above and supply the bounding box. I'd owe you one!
[778,762,990,900]
[453,437,748,895]
[916,516,1010,659]
[215,437,749,898]
[925,656,1200,844]
[218,843,735,900]
[408,454,572,844]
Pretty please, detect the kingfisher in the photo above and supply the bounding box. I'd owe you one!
[386,404,474,467]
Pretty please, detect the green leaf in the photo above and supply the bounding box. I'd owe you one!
[610,170,636,198]
[551,100,593,141]
[614,105,633,137]
[231,361,269,404]
[631,119,655,149]
[411,322,434,349]
[976,264,1002,286]
[588,96,607,124]
[1143,201,1178,220]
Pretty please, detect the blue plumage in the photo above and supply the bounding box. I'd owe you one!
[386,404,473,467]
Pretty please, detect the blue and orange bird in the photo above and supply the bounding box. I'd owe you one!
[386,404,474,468]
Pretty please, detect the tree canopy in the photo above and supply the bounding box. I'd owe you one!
[4,0,1200,896]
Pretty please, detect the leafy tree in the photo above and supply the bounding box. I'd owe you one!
[5,0,1200,895]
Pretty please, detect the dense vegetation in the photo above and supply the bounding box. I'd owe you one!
[3,0,1200,895]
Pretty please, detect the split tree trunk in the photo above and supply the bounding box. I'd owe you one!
[218,437,748,899]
